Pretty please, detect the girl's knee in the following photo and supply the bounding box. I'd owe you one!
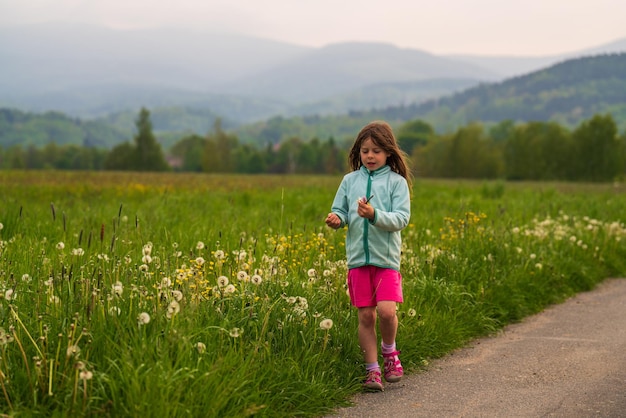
[377,303,397,322]
[358,307,377,327]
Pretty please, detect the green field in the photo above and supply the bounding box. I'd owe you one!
[1,171,625,417]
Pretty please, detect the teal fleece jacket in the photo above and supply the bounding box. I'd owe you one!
[330,165,410,271]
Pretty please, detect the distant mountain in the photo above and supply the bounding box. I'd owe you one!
[447,37,626,78]
[4,23,624,124]
[377,53,626,133]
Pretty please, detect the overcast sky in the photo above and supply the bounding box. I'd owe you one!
[2,0,625,56]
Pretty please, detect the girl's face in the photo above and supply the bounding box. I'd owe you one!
[360,138,389,171]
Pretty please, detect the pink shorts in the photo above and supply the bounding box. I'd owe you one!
[347,265,403,308]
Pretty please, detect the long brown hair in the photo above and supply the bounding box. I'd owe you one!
[348,121,413,190]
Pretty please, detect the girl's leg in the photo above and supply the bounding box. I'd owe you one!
[377,300,404,382]
[357,306,378,363]
[377,300,398,345]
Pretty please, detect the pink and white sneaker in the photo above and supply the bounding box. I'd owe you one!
[382,350,403,383]
[363,370,384,391]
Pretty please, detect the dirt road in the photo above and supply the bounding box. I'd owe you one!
[326,278,626,417]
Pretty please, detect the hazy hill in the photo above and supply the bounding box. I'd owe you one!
[405,53,626,132]
[233,53,626,144]
[4,23,623,122]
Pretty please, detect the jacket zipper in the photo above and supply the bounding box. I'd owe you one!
[363,171,373,264]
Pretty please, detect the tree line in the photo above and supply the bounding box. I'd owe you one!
[1,108,624,182]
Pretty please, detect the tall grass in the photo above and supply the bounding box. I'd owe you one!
[0,171,625,417]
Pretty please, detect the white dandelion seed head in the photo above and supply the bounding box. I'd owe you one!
[166,301,180,318]
[56,242,65,250]
[236,271,249,281]
[408,308,417,317]
[22,274,31,282]
[79,370,93,381]
[307,268,317,278]
[66,344,81,357]
[137,312,151,325]
[195,257,205,266]
[161,277,172,288]
[319,318,333,330]
[171,290,183,302]
[229,328,242,338]
[223,284,236,294]
[142,243,153,256]
[108,306,121,316]
[251,274,263,285]
[196,342,206,354]
[535,263,543,270]
[217,276,229,287]
[530,253,537,260]
[142,254,153,264]
[214,250,225,260]
[196,241,205,250]
[71,248,85,256]
[4,289,15,300]
[112,281,123,297]
[139,264,149,272]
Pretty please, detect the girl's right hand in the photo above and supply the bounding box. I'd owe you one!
[325,213,341,229]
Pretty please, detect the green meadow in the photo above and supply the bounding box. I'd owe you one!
[1,171,625,417]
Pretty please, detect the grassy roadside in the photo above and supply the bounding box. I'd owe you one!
[0,171,625,416]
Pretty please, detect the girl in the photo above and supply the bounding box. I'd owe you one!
[325,121,412,391]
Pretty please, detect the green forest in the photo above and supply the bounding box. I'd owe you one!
[1,53,625,181]
[1,108,624,182]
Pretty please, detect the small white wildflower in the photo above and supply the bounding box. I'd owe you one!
[21,274,31,282]
[139,264,149,272]
[142,254,152,264]
[229,328,242,338]
[56,242,65,250]
[319,318,333,330]
[530,253,536,260]
[161,277,172,288]
[196,241,205,250]
[535,263,543,270]
[0,222,3,230]
[4,289,15,300]
[49,295,60,304]
[108,306,121,316]
[71,248,85,256]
